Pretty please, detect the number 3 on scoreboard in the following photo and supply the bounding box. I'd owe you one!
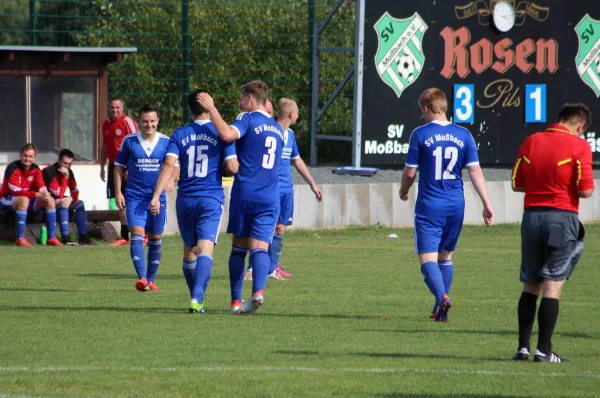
[453,84,474,124]
[525,84,546,123]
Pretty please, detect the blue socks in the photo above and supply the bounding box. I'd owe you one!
[438,260,454,294]
[250,248,270,294]
[57,206,69,238]
[45,209,56,239]
[421,261,446,307]
[268,234,283,274]
[192,254,213,303]
[147,239,162,282]
[73,201,88,236]
[229,245,248,302]
[182,259,196,297]
[15,210,27,239]
[130,234,146,278]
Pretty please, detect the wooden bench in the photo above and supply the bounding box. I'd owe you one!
[0,209,121,243]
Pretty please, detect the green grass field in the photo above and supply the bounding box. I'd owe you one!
[1,224,599,397]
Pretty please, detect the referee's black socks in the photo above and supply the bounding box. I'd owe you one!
[537,297,560,355]
[517,291,538,351]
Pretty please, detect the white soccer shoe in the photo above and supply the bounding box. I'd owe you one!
[236,292,264,314]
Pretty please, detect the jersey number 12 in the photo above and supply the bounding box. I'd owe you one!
[186,145,209,177]
[433,146,458,180]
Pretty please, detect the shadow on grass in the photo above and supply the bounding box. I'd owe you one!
[374,394,511,397]
[274,349,510,362]
[0,305,185,314]
[76,273,230,281]
[0,287,76,293]
[357,328,599,340]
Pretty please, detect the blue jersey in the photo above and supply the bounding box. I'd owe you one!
[230,110,284,203]
[115,132,170,201]
[405,120,479,216]
[167,120,237,203]
[278,128,300,193]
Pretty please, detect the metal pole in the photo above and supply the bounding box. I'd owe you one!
[29,0,37,46]
[309,0,318,166]
[352,0,365,168]
[182,0,190,124]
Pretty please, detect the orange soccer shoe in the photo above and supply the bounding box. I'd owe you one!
[110,238,129,246]
[135,277,149,292]
[46,237,64,246]
[148,281,160,292]
[15,237,32,247]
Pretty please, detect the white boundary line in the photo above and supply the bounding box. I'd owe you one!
[0,366,599,379]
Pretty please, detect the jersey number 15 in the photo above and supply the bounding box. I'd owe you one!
[186,145,209,178]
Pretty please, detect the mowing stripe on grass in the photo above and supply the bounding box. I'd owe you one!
[0,366,599,379]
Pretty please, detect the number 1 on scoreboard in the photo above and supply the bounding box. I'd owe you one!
[525,84,546,123]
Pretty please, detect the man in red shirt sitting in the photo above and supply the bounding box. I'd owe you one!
[42,149,95,245]
[101,97,138,246]
[0,143,63,246]
[511,103,595,363]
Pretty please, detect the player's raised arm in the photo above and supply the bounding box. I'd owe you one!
[197,92,240,143]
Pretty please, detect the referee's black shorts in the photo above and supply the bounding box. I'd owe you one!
[520,207,585,283]
[106,164,127,199]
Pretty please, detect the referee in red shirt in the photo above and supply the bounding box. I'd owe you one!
[100,97,138,246]
[511,103,595,363]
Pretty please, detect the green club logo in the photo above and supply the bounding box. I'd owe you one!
[374,12,428,98]
[575,14,600,97]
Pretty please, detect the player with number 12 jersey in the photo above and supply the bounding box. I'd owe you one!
[399,88,494,323]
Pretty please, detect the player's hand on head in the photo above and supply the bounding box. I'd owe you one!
[197,92,214,110]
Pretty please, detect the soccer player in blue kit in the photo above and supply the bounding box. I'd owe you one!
[197,80,284,314]
[150,89,239,314]
[399,88,494,322]
[115,104,179,292]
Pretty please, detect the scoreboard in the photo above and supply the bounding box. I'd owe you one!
[361,0,600,167]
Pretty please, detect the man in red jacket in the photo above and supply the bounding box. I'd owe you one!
[42,149,95,245]
[101,97,138,246]
[0,143,63,246]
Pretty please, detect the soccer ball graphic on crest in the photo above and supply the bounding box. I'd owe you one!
[396,55,415,79]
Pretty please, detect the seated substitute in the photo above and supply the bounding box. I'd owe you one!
[0,143,62,246]
[42,149,95,245]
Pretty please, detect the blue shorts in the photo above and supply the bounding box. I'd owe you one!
[125,198,166,235]
[278,191,294,225]
[227,199,280,243]
[176,195,224,247]
[414,213,464,254]
[0,195,36,212]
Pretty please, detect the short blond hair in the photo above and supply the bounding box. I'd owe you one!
[277,98,298,118]
[418,88,448,114]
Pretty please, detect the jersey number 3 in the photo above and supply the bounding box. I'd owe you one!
[262,136,277,169]
[186,145,209,178]
[433,146,458,180]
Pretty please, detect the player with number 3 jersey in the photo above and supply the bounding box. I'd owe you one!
[399,88,494,322]
[198,80,284,315]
